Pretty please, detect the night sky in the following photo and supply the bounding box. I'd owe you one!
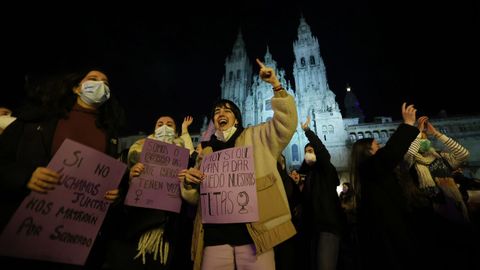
[5,1,479,135]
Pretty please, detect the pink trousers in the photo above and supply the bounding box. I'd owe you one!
[201,244,275,270]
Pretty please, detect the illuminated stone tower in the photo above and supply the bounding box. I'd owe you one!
[221,31,252,110]
[289,16,349,168]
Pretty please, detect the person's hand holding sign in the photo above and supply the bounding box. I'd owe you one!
[178,167,205,187]
[27,167,60,193]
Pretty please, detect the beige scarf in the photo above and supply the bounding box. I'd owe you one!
[413,150,440,189]
[414,151,470,221]
[134,227,169,265]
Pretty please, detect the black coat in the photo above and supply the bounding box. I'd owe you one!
[357,123,419,270]
[298,129,346,236]
[0,107,120,269]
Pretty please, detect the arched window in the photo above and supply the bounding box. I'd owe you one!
[357,132,364,139]
[229,71,233,81]
[301,57,306,67]
[365,131,372,138]
[292,144,299,161]
[236,70,241,80]
[349,133,357,142]
[310,56,315,65]
[322,125,328,135]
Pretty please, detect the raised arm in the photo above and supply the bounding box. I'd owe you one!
[376,103,419,170]
[426,121,469,167]
[301,116,331,166]
[254,58,298,158]
[257,58,282,89]
[180,116,195,154]
[404,116,428,167]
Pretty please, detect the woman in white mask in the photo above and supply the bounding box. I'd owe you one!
[127,115,194,169]
[111,115,194,269]
[0,67,126,269]
[179,59,298,270]
[296,116,346,270]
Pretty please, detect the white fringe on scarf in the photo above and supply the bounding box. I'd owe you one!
[134,227,169,265]
[414,150,470,221]
[413,150,439,189]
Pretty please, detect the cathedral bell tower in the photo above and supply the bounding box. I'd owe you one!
[221,30,252,112]
[290,16,348,169]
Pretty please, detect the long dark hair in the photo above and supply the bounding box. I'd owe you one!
[349,138,374,207]
[25,68,126,137]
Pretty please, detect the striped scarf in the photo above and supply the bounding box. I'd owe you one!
[413,149,440,189]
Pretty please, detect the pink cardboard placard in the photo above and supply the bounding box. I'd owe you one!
[200,146,258,224]
[124,138,189,213]
[0,138,126,265]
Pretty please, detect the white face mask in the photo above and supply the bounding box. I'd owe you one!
[79,80,110,106]
[215,126,237,142]
[154,125,176,143]
[304,152,317,165]
[0,115,16,133]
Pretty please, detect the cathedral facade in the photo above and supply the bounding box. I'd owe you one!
[219,16,480,176]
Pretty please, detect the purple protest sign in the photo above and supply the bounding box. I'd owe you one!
[0,138,126,265]
[200,146,258,224]
[124,138,189,213]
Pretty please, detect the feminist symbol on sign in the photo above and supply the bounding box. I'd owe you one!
[134,189,143,203]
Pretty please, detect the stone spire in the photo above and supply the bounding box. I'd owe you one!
[220,28,252,107]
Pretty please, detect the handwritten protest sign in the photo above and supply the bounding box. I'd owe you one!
[0,139,126,265]
[124,138,189,213]
[200,146,258,223]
